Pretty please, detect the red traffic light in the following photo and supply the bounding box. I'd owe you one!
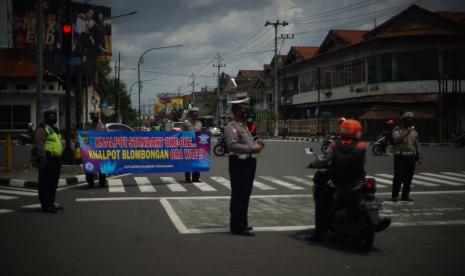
[63,24,72,34]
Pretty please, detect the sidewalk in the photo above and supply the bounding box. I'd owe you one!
[0,165,85,190]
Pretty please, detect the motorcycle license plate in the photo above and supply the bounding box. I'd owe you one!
[362,200,380,210]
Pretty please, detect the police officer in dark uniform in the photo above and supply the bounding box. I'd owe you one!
[182,107,202,183]
[391,112,422,202]
[85,109,107,187]
[34,108,64,213]
[225,97,265,236]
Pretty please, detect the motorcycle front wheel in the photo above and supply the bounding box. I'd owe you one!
[372,144,384,156]
[213,144,226,156]
[354,222,375,251]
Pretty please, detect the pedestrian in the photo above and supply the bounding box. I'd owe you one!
[183,107,202,183]
[391,112,422,202]
[34,108,64,213]
[225,97,265,236]
[85,110,107,188]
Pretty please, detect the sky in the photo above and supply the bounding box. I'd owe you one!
[87,0,465,108]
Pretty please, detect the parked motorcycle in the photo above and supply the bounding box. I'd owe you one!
[213,134,229,157]
[305,147,390,251]
[213,135,259,157]
[455,134,465,148]
[372,132,394,156]
[17,123,35,145]
[321,134,336,154]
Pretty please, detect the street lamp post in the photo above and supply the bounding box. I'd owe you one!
[138,45,182,128]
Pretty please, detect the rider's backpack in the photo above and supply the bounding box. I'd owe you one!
[330,139,364,186]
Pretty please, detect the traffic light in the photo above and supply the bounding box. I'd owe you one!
[62,21,73,56]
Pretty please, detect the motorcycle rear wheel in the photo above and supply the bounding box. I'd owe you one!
[213,144,226,156]
[372,145,384,156]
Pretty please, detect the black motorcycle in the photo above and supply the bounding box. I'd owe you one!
[321,134,336,154]
[455,134,465,148]
[305,147,390,251]
[17,123,35,145]
[372,132,393,156]
[213,135,229,156]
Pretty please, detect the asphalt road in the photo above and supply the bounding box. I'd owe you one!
[1,140,465,276]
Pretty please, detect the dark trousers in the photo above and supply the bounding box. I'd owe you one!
[185,172,200,182]
[229,156,257,231]
[392,154,416,200]
[86,173,107,186]
[313,174,336,233]
[38,156,61,209]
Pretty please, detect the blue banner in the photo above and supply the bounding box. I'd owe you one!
[78,131,211,174]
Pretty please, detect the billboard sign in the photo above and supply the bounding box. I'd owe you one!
[13,0,111,60]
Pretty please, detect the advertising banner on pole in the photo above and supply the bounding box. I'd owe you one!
[78,131,211,174]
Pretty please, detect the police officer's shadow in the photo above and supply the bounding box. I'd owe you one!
[288,229,382,255]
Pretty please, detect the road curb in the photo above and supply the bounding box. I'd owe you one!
[0,175,85,190]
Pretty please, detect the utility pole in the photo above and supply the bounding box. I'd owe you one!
[213,53,226,126]
[265,20,288,137]
[189,73,199,106]
[117,52,121,122]
[35,0,44,126]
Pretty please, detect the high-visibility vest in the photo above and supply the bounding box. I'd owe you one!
[44,124,63,157]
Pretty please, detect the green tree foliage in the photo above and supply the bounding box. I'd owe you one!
[95,60,138,127]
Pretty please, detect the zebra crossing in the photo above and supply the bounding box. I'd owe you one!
[100,171,465,194]
[0,187,38,215]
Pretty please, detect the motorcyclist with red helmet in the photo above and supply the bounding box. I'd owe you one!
[307,119,368,241]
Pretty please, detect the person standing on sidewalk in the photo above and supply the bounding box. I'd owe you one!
[85,110,107,188]
[391,112,422,202]
[183,107,202,183]
[225,97,265,236]
[34,108,63,213]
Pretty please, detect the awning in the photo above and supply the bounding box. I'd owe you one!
[360,110,436,119]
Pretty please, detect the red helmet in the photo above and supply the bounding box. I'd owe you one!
[339,119,363,139]
[337,117,347,125]
[386,119,395,125]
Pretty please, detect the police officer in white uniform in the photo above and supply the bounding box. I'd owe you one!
[225,98,265,236]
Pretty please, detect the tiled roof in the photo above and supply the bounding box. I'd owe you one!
[436,11,465,25]
[238,70,262,76]
[0,49,36,78]
[372,27,463,39]
[290,46,319,60]
[331,30,368,46]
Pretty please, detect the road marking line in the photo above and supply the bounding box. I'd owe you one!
[420,173,465,183]
[74,189,465,202]
[9,179,25,188]
[160,177,187,192]
[0,188,37,196]
[108,179,125,192]
[414,174,462,186]
[0,209,13,215]
[160,198,189,234]
[284,176,313,186]
[259,176,305,190]
[210,177,231,190]
[21,203,41,209]
[376,173,439,187]
[306,175,314,179]
[134,177,156,192]
[441,172,465,178]
[192,181,217,192]
[253,180,275,190]
[0,194,17,200]
[57,183,87,191]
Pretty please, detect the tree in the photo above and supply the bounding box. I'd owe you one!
[95,60,138,127]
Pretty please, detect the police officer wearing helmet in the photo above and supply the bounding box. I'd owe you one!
[391,112,422,202]
[183,107,202,183]
[34,108,64,213]
[85,109,107,187]
[225,97,265,236]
